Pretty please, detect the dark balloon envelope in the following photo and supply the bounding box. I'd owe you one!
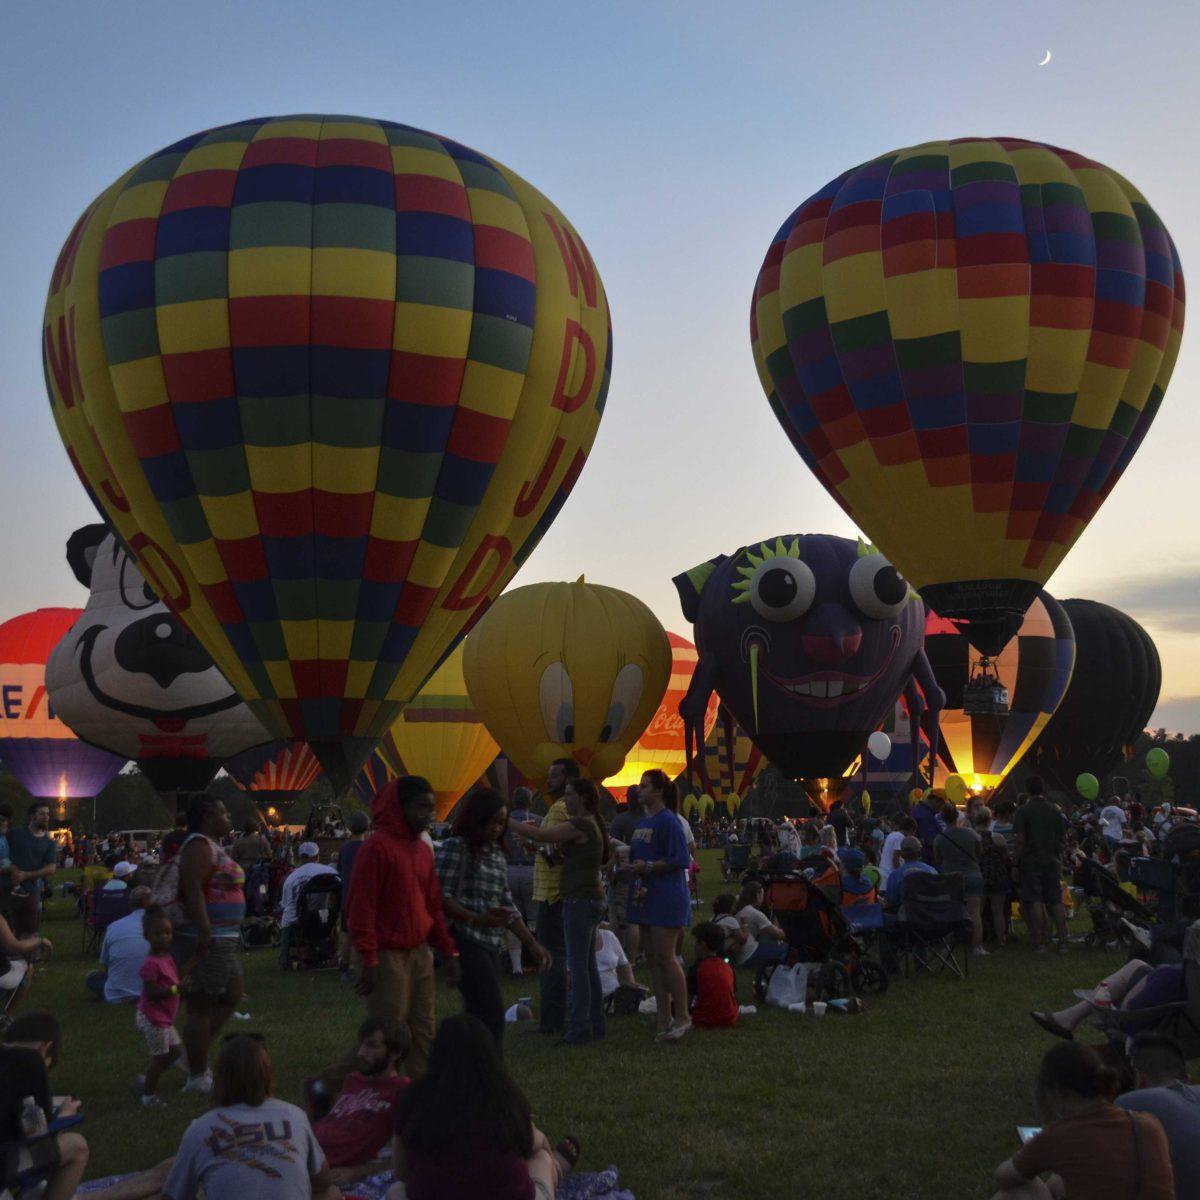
[225,740,323,818]
[1028,599,1160,790]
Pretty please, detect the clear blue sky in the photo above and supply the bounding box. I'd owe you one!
[3,0,1198,726]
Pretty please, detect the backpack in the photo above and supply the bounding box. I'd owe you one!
[150,833,211,925]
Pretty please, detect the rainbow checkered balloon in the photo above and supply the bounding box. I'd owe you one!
[752,138,1184,656]
[43,115,611,790]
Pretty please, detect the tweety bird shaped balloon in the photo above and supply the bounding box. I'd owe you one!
[463,578,670,784]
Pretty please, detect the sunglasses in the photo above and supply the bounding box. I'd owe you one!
[222,1032,266,1043]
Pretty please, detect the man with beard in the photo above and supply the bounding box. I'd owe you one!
[8,801,58,936]
[312,1017,411,1184]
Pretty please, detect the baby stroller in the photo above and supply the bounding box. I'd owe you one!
[1080,859,1155,951]
[241,860,281,949]
[754,857,886,1003]
[283,874,342,969]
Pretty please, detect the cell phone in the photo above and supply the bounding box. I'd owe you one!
[1017,1125,1041,1144]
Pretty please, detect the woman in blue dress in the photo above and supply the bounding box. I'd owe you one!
[627,769,692,1041]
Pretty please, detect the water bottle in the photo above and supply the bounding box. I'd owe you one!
[20,1096,47,1138]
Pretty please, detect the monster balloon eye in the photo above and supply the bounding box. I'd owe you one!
[733,541,816,623]
[848,553,909,621]
[600,663,644,743]
[539,662,575,743]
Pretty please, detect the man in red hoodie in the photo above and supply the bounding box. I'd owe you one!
[348,775,460,1076]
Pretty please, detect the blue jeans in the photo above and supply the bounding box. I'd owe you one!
[535,900,567,1032]
[563,897,606,1044]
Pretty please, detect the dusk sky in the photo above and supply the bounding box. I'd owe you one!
[3,1,1197,728]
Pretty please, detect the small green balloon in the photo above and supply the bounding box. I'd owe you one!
[1146,747,1170,779]
[1076,772,1100,800]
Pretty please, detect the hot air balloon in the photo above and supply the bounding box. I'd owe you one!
[43,115,612,793]
[674,534,942,781]
[46,525,268,793]
[688,709,767,800]
[1029,599,1160,792]
[353,748,395,807]
[464,579,671,785]
[603,632,719,792]
[224,740,322,823]
[752,138,1185,657]
[374,642,498,820]
[0,609,127,810]
[925,591,1075,792]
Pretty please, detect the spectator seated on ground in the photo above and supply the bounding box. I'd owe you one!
[0,1012,89,1200]
[839,849,877,907]
[85,885,151,1004]
[389,1013,579,1200]
[0,913,52,1012]
[595,924,640,1008]
[687,923,738,1030]
[992,1041,1173,1200]
[312,1016,411,1184]
[1116,1033,1200,1196]
[1031,958,1188,1041]
[883,837,938,914]
[162,1035,337,1200]
[712,891,787,970]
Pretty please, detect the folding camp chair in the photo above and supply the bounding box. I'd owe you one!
[1078,920,1200,1057]
[895,871,971,980]
[720,843,751,881]
[81,886,131,957]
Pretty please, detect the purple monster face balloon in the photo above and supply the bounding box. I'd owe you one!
[675,534,927,779]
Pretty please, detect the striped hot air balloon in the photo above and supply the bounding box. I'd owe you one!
[925,592,1075,792]
[604,632,719,792]
[225,740,322,821]
[0,609,127,807]
[375,642,497,819]
[43,115,612,792]
[752,138,1185,657]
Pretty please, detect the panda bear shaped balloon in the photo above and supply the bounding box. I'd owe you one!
[45,524,268,792]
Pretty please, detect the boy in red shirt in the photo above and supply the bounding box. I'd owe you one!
[688,923,738,1029]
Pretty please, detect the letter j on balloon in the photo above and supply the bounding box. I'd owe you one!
[41,115,612,793]
[751,138,1185,658]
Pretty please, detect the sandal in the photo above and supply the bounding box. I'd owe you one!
[1031,1010,1073,1040]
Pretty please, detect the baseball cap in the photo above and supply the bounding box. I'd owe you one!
[113,861,137,878]
[299,841,320,859]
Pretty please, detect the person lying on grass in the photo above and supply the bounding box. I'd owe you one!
[686,923,738,1030]
[991,1041,1173,1200]
[389,1013,579,1200]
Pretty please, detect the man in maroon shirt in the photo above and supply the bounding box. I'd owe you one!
[348,776,460,1077]
[314,1017,410,1184]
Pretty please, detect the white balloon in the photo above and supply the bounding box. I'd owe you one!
[867,731,892,760]
[1038,49,1052,66]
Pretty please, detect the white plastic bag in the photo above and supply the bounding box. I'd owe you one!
[765,962,811,1008]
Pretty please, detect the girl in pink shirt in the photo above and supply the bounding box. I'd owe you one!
[136,907,190,1108]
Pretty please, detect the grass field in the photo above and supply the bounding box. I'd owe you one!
[29,851,1121,1200]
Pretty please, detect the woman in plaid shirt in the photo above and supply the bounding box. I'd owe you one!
[436,789,551,1052]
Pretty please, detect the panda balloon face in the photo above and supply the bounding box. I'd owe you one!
[46,524,267,790]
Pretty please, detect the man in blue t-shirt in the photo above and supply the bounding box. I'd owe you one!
[884,837,938,910]
[1117,1033,1200,1197]
[8,801,57,936]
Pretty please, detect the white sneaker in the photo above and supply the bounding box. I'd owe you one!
[140,1094,167,1109]
[972,946,991,956]
[663,1018,692,1042]
[184,1071,213,1094]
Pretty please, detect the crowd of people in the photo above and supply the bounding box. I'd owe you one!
[2,765,1199,1196]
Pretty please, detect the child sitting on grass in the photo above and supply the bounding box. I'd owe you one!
[136,906,190,1107]
[687,923,738,1029]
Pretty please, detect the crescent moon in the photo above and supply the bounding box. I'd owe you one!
[1038,49,1052,66]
